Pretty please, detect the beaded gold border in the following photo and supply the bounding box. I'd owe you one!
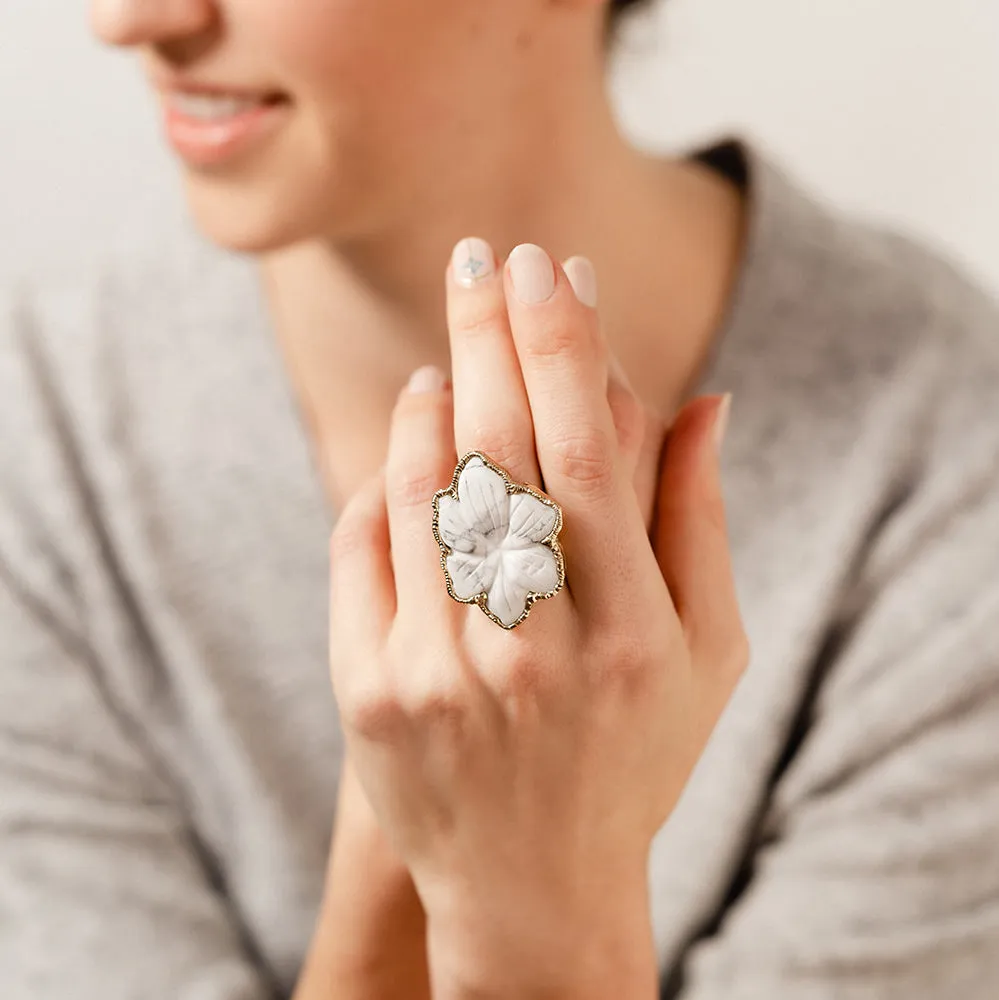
[431,450,567,629]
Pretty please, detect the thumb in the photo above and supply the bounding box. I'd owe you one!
[652,393,743,667]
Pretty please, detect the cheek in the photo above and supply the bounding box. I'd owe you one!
[249,0,511,125]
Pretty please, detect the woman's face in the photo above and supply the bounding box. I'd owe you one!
[91,0,600,253]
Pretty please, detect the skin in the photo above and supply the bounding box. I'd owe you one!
[330,251,748,999]
[90,0,750,995]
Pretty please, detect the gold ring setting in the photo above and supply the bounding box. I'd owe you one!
[431,451,566,629]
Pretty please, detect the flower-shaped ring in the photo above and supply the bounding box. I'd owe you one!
[431,451,566,629]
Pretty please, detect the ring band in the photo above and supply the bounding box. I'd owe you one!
[431,451,566,629]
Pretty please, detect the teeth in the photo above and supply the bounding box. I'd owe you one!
[168,92,264,121]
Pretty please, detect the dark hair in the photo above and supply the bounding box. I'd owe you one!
[610,0,653,18]
[606,0,654,46]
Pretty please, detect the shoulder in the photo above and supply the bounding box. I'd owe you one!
[735,143,999,732]
[790,144,990,355]
[0,227,262,584]
[721,136,997,367]
[0,221,261,385]
[705,139,999,489]
[0,219,263,436]
[674,146,999,996]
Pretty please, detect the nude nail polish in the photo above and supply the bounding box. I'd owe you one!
[407,365,449,394]
[452,237,496,288]
[508,244,556,304]
[564,256,598,308]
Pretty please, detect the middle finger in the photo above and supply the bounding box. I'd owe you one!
[504,245,665,628]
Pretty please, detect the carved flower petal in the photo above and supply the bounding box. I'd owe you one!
[436,494,475,553]
[446,549,498,601]
[506,492,559,547]
[501,544,561,596]
[486,570,531,627]
[457,457,510,539]
[486,545,560,626]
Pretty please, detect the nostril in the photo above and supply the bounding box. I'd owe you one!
[89,0,216,48]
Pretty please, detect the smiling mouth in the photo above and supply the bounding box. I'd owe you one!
[158,86,292,167]
[165,89,287,121]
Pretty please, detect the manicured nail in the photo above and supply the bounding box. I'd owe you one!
[407,365,449,394]
[508,244,556,304]
[563,256,598,308]
[714,393,732,453]
[451,237,496,288]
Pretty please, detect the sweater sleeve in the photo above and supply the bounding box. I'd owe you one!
[676,316,999,997]
[0,281,275,999]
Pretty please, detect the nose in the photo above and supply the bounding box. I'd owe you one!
[90,0,215,47]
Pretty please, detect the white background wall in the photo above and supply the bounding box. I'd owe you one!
[2,0,998,295]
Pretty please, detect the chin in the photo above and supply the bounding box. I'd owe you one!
[179,167,347,254]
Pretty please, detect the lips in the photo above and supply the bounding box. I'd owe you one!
[157,83,291,167]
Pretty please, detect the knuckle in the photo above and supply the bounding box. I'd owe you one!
[586,631,657,691]
[519,315,587,361]
[410,689,468,730]
[388,465,445,511]
[453,299,507,340]
[465,423,531,476]
[329,515,376,565]
[549,427,616,489]
[388,633,470,731]
[399,678,469,733]
[494,650,547,701]
[338,680,407,744]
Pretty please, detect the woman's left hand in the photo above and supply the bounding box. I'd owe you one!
[292,755,430,1000]
[328,240,749,1000]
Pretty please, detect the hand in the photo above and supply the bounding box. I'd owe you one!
[328,240,748,999]
[293,754,430,1000]
[301,266,671,1000]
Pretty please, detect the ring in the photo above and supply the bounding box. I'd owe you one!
[431,451,566,629]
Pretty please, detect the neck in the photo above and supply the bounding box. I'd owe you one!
[257,68,744,500]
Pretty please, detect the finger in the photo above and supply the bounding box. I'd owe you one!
[652,393,746,668]
[328,465,395,698]
[563,255,647,499]
[606,348,663,538]
[384,365,462,627]
[447,237,543,491]
[605,352,644,480]
[562,262,664,540]
[506,246,663,626]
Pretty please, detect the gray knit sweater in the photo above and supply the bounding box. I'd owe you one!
[1,140,998,999]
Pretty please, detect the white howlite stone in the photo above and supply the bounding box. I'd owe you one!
[434,455,562,627]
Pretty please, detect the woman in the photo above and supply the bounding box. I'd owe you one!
[2,0,998,997]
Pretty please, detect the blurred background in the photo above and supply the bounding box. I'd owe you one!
[2,0,998,295]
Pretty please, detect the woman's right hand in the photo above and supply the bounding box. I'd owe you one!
[327,242,746,999]
[295,261,679,1000]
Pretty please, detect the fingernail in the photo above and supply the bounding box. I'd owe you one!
[406,365,450,394]
[451,237,496,288]
[508,244,556,304]
[714,393,732,453]
[563,256,598,308]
